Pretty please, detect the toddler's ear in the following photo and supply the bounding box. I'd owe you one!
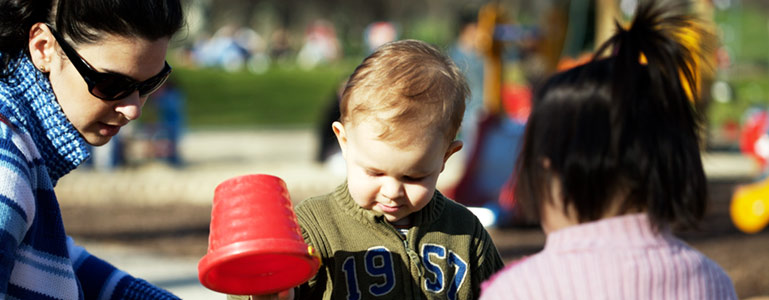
[441,140,463,172]
[332,121,348,157]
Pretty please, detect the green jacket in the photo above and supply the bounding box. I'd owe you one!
[230,183,504,299]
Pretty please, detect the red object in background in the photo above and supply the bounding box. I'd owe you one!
[501,83,531,123]
[199,174,320,295]
[497,176,517,212]
[740,110,769,168]
[498,82,529,216]
[722,119,740,143]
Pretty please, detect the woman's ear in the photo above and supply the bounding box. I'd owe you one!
[28,23,56,73]
[332,121,348,158]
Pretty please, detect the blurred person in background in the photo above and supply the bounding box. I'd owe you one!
[150,78,186,167]
[445,4,529,227]
[270,28,294,66]
[0,0,184,298]
[363,21,398,54]
[449,9,485,161]
[193,25,251,72]
[314,80,346,176]
[297,19,341,70]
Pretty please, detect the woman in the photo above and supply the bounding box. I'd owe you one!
[0,0,184,298]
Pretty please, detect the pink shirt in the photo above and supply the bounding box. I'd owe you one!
[481,214,736,300]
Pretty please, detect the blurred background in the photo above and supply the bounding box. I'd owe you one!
[54,0,769,299]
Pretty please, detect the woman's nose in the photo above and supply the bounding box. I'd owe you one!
[114,92,146,121]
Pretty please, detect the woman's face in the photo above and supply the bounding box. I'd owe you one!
[31,24,170,146]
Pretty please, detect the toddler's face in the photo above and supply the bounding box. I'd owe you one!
[333,121,461,225]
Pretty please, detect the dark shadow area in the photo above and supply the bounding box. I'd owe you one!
[496,245,544,259]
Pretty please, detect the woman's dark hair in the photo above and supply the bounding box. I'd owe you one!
[514,1,716,231]
[0,0,184,68]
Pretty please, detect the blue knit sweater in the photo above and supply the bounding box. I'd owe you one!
[0,53,180,299]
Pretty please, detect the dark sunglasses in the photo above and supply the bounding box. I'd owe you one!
[47,25,172,101]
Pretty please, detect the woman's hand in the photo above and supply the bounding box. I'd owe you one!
[249,288,294,300]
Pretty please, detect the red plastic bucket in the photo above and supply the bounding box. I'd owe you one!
[198,174,320,295]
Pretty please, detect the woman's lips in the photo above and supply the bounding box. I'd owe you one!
[99,123,121,137]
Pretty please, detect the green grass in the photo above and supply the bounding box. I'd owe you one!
[161,5,768,131]
[709,75,769,126]
[168,63,354,128]
[714,4,769,64]
[707,5,769,130]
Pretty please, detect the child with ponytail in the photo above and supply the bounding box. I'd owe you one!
[480,1,737,299]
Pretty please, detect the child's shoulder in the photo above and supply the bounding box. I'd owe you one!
[435,190,483,219]
[294,191,335,215]
[293,184,354,224]
[428,191,488,231]
[296,192,332,207]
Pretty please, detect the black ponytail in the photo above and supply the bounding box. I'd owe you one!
[0,0,53,69]
[1,0,184,73]
[515,0,717,231]
[606,1,716,230]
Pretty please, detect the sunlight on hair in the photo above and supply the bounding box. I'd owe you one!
[672,19,718,102]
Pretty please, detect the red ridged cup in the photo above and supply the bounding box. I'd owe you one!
[198,174,320,295]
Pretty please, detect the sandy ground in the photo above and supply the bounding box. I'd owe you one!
[56,128,769,299]
[59,184,769,299]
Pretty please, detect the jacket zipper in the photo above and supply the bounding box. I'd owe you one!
[389,225,424,277]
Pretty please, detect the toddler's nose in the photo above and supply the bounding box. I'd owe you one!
[380,177,405,200]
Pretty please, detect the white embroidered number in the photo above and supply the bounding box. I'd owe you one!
[447,251,468,300]
[342,256,361,300]
[365,247,395,295]
[422,244,445,292]
[343,247,395,299]
[421,244,468,300]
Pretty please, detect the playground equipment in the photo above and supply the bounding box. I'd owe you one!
[734,109,769,234]
[447,0,719,227]
[444,2,531,227]
[731,177,769,234]
[740,110,769,169]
